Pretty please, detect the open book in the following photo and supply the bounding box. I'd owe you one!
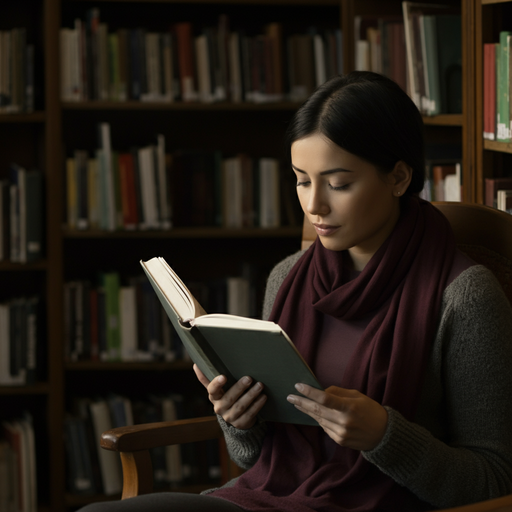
[140,256,322,426]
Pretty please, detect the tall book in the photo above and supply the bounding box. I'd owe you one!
[141,256,322,426]
[484,43,497,140]
[497,31,512,141]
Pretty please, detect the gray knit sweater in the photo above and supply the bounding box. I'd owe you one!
[215,250,512,509]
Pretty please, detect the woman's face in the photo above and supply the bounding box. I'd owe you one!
[291,133,405,271]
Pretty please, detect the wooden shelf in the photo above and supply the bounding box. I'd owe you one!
[422,114,463,126]
[65,360,194,371]
[0,260,47,271]
[62,100,302,111]
[482,0,511,5]
[63,226,302,239]
[0,383,50,395]
[484,140,512,154]
[66,0,338,5]
[0,111,45,123]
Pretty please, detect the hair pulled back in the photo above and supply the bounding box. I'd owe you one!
[285,71,425,195]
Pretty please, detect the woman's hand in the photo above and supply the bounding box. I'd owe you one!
[193,364,267,430]
[287,384,388,451]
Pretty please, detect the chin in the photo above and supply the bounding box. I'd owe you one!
[318,236,346,252]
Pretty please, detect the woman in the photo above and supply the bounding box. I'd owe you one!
[82,72,512,512]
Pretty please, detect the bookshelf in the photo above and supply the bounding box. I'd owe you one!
[0,0,492,511]
[475,0,512,206]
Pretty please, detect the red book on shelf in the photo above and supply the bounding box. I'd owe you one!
[118,153,138,228]
[173,22,197,102]
[484,43,496,140]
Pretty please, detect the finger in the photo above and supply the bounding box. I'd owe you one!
[286,393,344,423]
[215,378,263,416]
[207,375,228,401]
[226,393,268,429]
[293,384,348,411]
[193,364,211,389]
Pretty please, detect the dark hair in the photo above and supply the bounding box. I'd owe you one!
[285,71,425,195]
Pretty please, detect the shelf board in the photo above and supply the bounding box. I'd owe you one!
[482,0,511,4]
[62,100,302,111]
[484,139,512,153]
[422,114,463,126]
[67,0,339,5]
[65,360,194,371]
[0,382,50,395]
[63,226,303,239]
[0,111,45,123]
[0,260,47,271]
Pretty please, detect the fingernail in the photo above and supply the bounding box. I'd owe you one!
[217,375,226,384]
[287,395,297,403]
[242,376,252,385]
[254,382,263,391]
[295,383,304,392]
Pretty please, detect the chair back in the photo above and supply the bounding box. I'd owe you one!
[301,202,512,305]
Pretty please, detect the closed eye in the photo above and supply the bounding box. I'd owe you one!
[329,183,351,191]
[296,181,310,187]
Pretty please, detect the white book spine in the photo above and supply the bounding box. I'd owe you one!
[138,146,160,229]
[99,123,116,231]
[120,287,138,361]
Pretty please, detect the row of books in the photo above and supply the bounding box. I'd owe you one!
[65,393,219,495]
[66,124,171,231]
[0,166,44,263]
[1,413,37,512]
[0,297,41,387]
[65,124,284,231]
[64,272,254,363]
[483,33,512,142]
[60,10,343,104]
[419,162,462,202]
[355,2,462,116]
[0,29,35,114]
[484,177,512,212]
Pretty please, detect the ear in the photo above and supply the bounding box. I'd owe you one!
[388,160,413,196]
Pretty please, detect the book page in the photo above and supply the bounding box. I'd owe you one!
[141,257,197,321]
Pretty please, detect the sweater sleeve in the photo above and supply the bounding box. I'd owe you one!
[362,266,512,508]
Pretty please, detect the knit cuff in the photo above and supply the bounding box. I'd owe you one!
[217,414,267,469]
[362,406,431,481]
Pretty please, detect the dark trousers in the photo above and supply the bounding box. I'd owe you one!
[78,493,246,512]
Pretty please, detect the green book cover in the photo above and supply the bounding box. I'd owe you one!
[141,256,323,426]
[498,31,512,141]
[422,15,441,116]
[102,272,121,361]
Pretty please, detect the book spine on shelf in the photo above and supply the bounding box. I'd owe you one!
[497,31,512,142]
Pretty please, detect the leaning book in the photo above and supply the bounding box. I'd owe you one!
[140,256,322,426]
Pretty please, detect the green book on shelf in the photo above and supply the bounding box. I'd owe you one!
[101,272,121,361]
[497,31,512,141]
[140,256,323,426]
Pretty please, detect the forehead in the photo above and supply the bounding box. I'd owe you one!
[291,134,376,174]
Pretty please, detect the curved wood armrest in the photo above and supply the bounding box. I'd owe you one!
[435,493,512,511]
[101,415,222,453]
[100,416,222,500]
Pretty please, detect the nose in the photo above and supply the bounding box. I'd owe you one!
[306,184,330,216]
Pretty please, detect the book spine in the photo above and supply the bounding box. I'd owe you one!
[497,31,511,142]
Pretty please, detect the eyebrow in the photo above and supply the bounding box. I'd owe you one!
[291,164,354,176]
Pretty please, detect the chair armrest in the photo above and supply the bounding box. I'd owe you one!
[101,415,222,453]
[100,415,222,500]
[436,494,512,512]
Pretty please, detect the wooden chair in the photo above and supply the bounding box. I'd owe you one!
[101,201,512,511]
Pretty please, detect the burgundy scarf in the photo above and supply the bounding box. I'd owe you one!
[212,197,456,512]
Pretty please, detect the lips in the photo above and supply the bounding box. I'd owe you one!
[312,223,341,236]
